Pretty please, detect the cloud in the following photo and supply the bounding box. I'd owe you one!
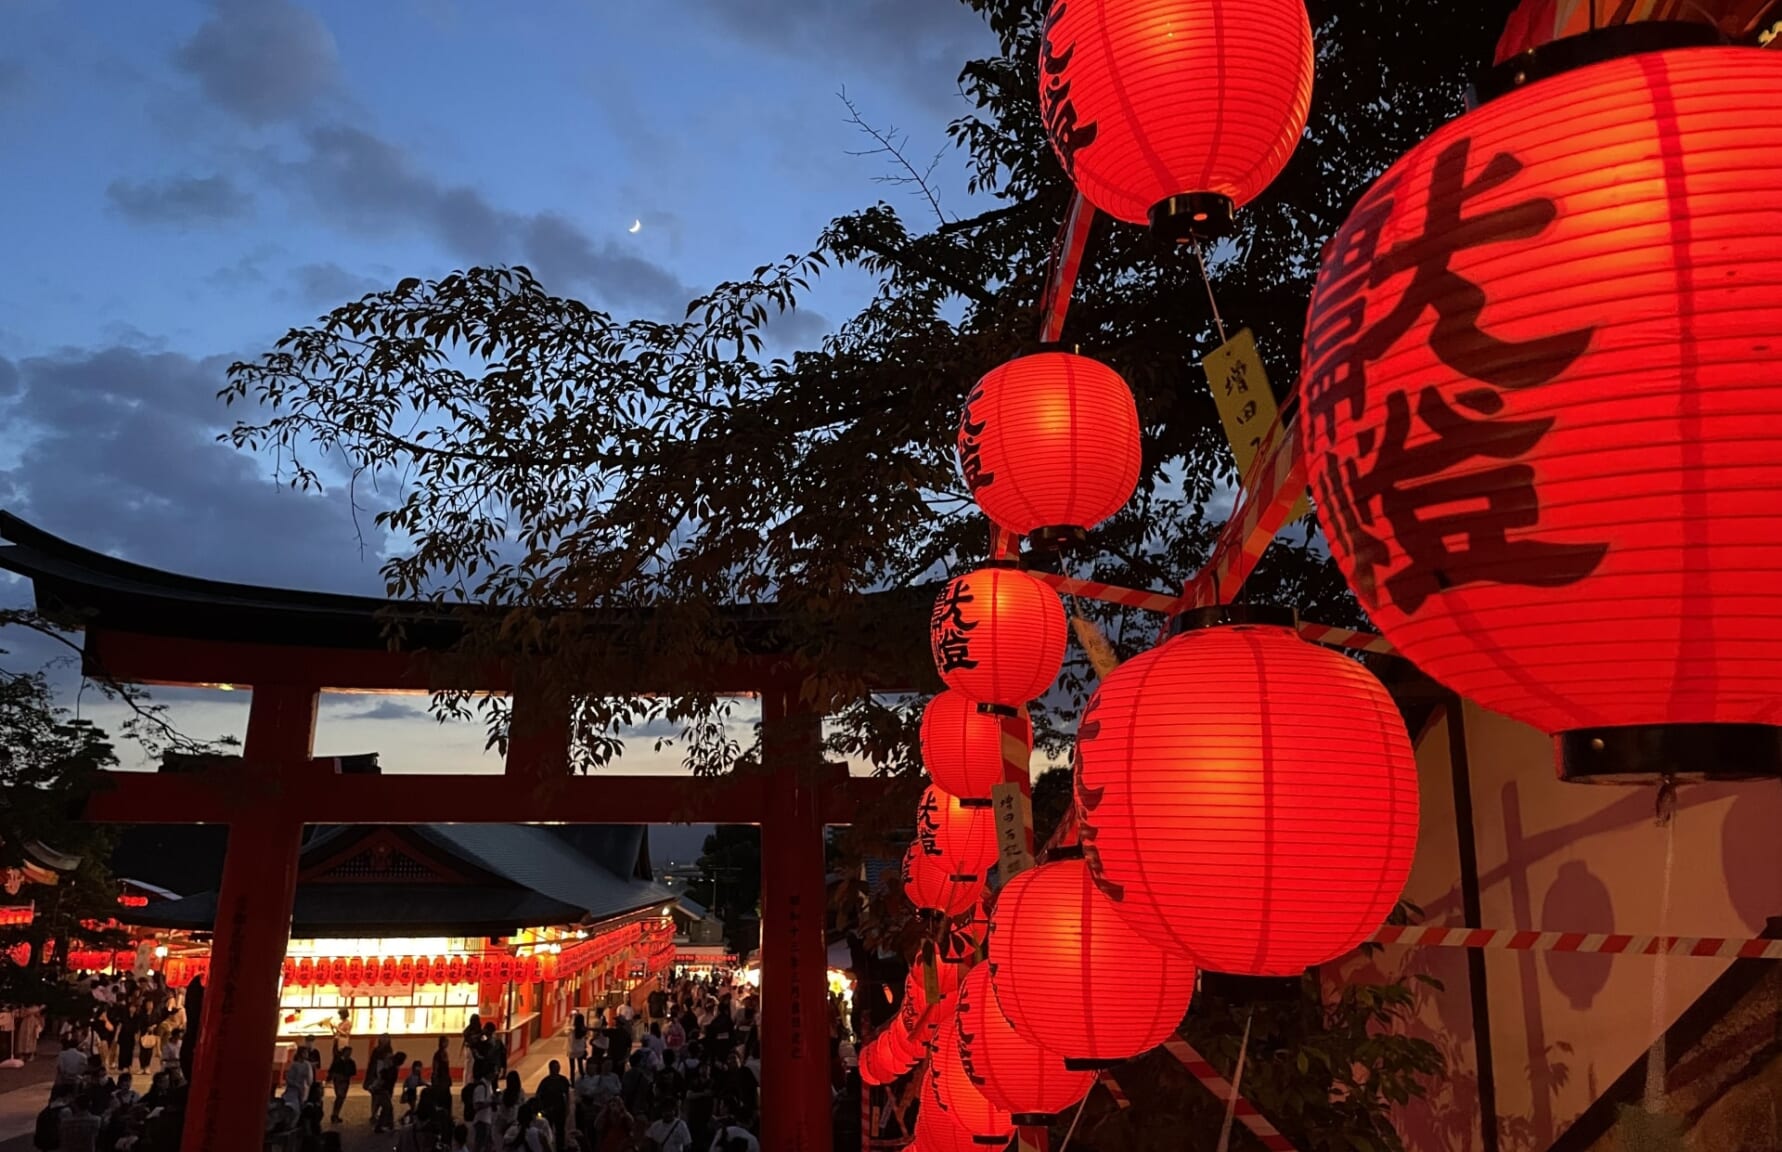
[761,305,831,353]
[0,346,387,594]
[677,0,993,114]
[106,174,254,226]
[291,262,384,306]
[174,0,341,125]
[287,124,692,313]
[334,697,427,722]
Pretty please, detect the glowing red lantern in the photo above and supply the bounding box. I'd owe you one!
[916,1095,994,1152]
[931,567,1067,708]
[282,959,298,985]
[1039,0,1314,238]
[989,857,1196,1067]
[901,845,984,919]
[463,957,481,984]
[958,352,1141,543]
[329,959,348,986]
[922,690,1028,804]
[346,958,364,985]
[1299,45,1782,783]
[915,786,1000,883]
[929,1016,1013,1147]
[380,958,398,985]
[397,958,415,985]
[956,965,1092,1123]
[522,956,540,982]
[297,958,314,987]
[1074,612,1417,974]
[448,957,466,984]
[860,1039,894,1087]
[496,957,514,982]
[1492,1,1753,63]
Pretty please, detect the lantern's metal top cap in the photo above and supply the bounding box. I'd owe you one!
[1169,603,1299,636]
[1468,21,1723,108]
[1024,340,1085,357]
[1149,192,1235,242]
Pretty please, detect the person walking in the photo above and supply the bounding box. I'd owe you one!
[569,1013,589,1080]
[469,1066,496,1152]
[433,1035,454,1089]
[327,1045,357,1124]
[496,1070,524,1140]
[536,1059,571,1152]
[285,1041,316,1113]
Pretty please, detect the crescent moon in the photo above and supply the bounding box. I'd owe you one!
[628,219,642,234]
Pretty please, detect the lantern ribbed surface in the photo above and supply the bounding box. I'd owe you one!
[1075,622,1418,975]
[958,352,1141,536]
[930,1015,1016,1146]
[917,785,1001,881]
[1039,0,1315,223]
[860,1038,894,1086]
[988,858,1196,1065]
[902,845,985,919]
[957,964,1094,1121]
[931,567,1068,707]
[1299,47,1782,745]
[922,690,1031,803]
[916,1098,996,1152]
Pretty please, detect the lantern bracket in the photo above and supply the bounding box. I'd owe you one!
[1149,192,1236,242]
[1168,603,1299,636]
[1468,21,1723,108]
[1557,723,1782,784]
[1028,525,1090,551]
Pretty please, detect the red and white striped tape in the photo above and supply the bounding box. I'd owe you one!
[1161,1038,1299,1152]
[1296,622,1396,656]
[1039,192,1095,344]
[1028,571,1181,614]
[1098,1070,1131,1110]
[1370,925,1782,959]
[1183,413,1306,609]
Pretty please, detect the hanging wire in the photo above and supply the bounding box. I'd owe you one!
[1190,238,1230,346]
[1215,1009,1257,1152]
[1055,1089,1094,1152]
[1643,784,1678,1114]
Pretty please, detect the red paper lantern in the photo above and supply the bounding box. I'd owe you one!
[930,567,1067,708]
[380,958,398,985]
[522,956,540,982]
[496,957,514,982]
[958,352,1141,541]
[922,690,1029,804]
[427,958,445,985]
[901,845,984,919]
[464,957,481,984]
[915,1094,995,1152]
[929,1016,1014,1147]
[397,957,415,986]
[956,965,1093,1123]
[1039,0,1314,237]
[916,786,1000,883]
[1075,614,1417,974]
[989,858,1195,1067]
[283,959,298,985]
[1299,45,1782,783]
[1492,0,1758,63]
[860,1039,894,1087]
[329,959,348,986]
[347,958,365,985]
[448,957,466,984]
[297,958,314,987]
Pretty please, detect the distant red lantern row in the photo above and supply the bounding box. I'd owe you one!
[281,953,544,988]
[1300,44,1782,782]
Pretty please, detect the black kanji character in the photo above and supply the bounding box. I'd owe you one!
[1360,387,1607,614]
[1357,136,1594,389]
[958,384,996,492]
[1040,2,1098,175]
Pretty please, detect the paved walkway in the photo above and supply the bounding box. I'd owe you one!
[0,1032,575,1152]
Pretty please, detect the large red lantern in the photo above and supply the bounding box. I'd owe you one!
[989,857,1196,1067]
[1039,0,1315,238]
[1493,1,1768,63]
[929,1016,1014,1147]
[297,958,314,987]
[956,965,1093,1124]
[329,959,348,986]
[901,845,984,919]
[931,567,1067,708]
[347,958,365,986]
[860,1039,894,1087]
[1299,45,1782,783]
[381,958,399,985]
[1074,611,1418,974]
[397,957,415,986]
[922,690,1029,805]
[916,1096,996,1152]
[958,352,1141,543]
[916,786,1000,883]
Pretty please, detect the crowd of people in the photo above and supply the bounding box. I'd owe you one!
[32,974,194,1152]
[368,971,764,1152]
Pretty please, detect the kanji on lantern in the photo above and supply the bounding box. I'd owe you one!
[1299,45,1782,782]
[930,567,1067,708]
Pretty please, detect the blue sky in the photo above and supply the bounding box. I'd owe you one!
[0,0,998,843]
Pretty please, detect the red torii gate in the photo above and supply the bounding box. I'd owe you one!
[0,513,917,1152]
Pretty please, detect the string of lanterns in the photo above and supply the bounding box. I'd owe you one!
[865,0,1778,1146]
